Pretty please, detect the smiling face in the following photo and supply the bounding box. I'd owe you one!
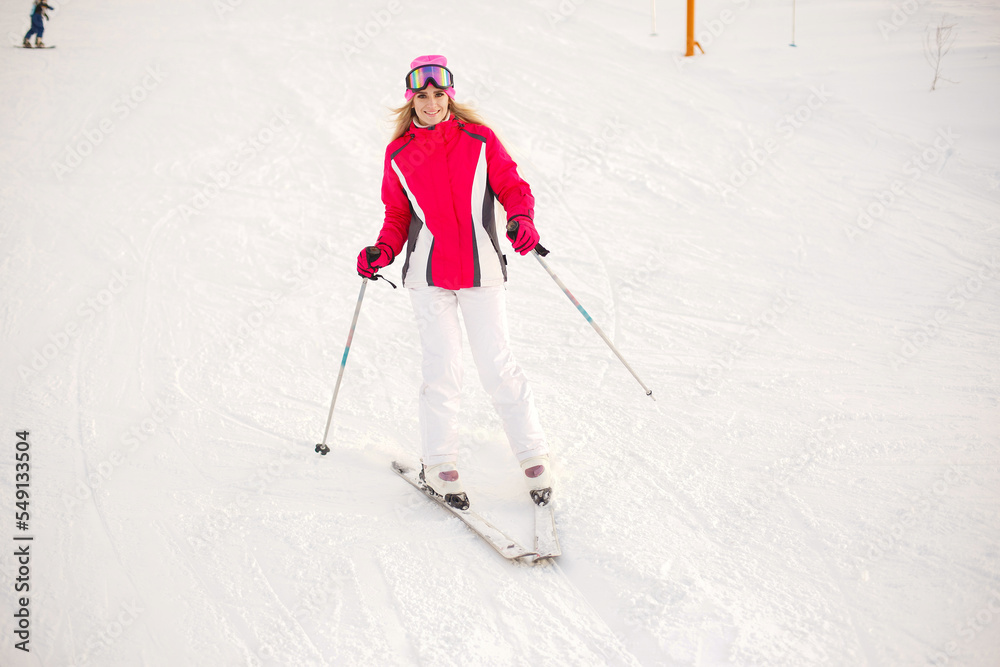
[411,84,450,125]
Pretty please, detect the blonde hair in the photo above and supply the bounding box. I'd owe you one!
[389,98,489,141]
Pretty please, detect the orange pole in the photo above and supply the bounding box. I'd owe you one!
[685,0,704,56]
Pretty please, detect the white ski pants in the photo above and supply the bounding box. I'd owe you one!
[409,285,547,466]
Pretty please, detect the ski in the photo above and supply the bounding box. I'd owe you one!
[391,460,537,561]
[533,501,561,561]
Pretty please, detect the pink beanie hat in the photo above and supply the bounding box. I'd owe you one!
[404,54,456,101]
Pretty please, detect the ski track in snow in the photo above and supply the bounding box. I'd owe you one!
[2,0,1000,665]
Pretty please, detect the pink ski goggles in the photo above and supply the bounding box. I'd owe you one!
[405,64,454,92]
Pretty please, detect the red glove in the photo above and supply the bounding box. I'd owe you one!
[507,217,539,255]
[356,242,394,278]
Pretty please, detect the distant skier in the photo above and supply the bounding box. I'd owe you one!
[23,0,53,48]
[356,55,553,510]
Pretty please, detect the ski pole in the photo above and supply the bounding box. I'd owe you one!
[507,221,655,401]
[315,251,396,456]
[315,278,368,455]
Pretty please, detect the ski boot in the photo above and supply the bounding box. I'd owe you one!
[521,455,553,506]
[420,462,470,511]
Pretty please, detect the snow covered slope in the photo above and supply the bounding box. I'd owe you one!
[1,0,998,664]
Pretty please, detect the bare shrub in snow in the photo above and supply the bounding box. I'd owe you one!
[925,16,958,91]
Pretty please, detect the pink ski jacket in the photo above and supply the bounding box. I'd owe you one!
[375,117,535,290]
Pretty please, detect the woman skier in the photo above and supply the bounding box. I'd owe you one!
[357,55,552,511]
[23,0,54,48]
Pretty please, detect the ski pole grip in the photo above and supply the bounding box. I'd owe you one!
[506,220,550,257]
[365,246,381,263]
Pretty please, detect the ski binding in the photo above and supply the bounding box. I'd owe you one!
[392,460,561,562]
